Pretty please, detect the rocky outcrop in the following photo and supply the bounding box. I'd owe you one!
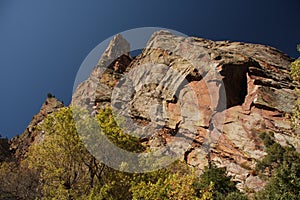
[10,97,64,159]
[7,30,297,193]
[8,35,132,161]
[72,34,132,110]
[130,31,300,191]
[72,30,299,192]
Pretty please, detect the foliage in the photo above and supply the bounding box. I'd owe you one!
[0,161,41,199]
[290,45,300,129]
[47,92,54,98]
[291,94,300,129]
[26,107,92,199]
[256,132,285,175]
[290,45,300,83]
[258,131,275,148]
[95,107,145,153]
[255,132,300,199]
[224,192,249,200]
[130,161,199,200]
[131,172,198,200]
[195,163,240,199]
[130,161,246,200]
[88,168,137,200]
[14,106,246,199]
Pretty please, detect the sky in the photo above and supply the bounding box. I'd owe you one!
[0,0,300,139]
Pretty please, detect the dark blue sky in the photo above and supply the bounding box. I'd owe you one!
[1,0,300,138]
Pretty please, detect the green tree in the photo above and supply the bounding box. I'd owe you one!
[25,107,147,199]
[290,45,300,84]
[290,45,300,129]
[130,161,199,200]
[23,106,248,200]
[224,192,249,200]
[255,132,300,199]
[47,92,54,98]
[256,143,286,175]
[26,107,92,199]
[255,155,300,199]
[195,164,240,199]
[95,107,145,153]
[81,107,148,199]
[130,161,247,200]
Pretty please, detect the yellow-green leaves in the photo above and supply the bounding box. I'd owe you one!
[26,107,90,199]
[290,45,300,84]
[130,168,199,200]
[290,45,300,129]
[95,107,146,153]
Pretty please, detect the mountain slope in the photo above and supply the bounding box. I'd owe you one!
[2,31,299,193]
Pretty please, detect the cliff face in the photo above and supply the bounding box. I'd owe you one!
[5,31,299,192]
[71,31,299,191]
[137,31,299,191]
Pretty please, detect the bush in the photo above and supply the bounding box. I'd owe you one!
[255,132,300,199]
[47,93,54,98]
[290,45,300,129]
[193,163,247,199]
[224,192,248,200]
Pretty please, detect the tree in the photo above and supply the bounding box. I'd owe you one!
[290,45,300,129]
[130,161,247,200]
[195,164,243,199]
[80,107,147,199]
[95,107,145,153]
[256,132,286,175]
[47,92,54,98]
[130,161,199,200]
[255,152,300,199]
[0,161,41,200]
[26,107,92,199]
[22,106,248,199]
[255,132,300,199]
[290,45,300,84]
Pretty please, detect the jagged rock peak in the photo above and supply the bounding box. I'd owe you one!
[97,34,130,68]
[9,96,64,159]
[72,34,132,108]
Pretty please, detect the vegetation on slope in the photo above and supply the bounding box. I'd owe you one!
[0,107,247,200]
[255,132,300,199]
[290,45,300,129]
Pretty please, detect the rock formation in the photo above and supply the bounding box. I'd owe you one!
[3,30,299,192]
[72,34,132,109]
[71,30,300,191]
[9,97,64,160]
